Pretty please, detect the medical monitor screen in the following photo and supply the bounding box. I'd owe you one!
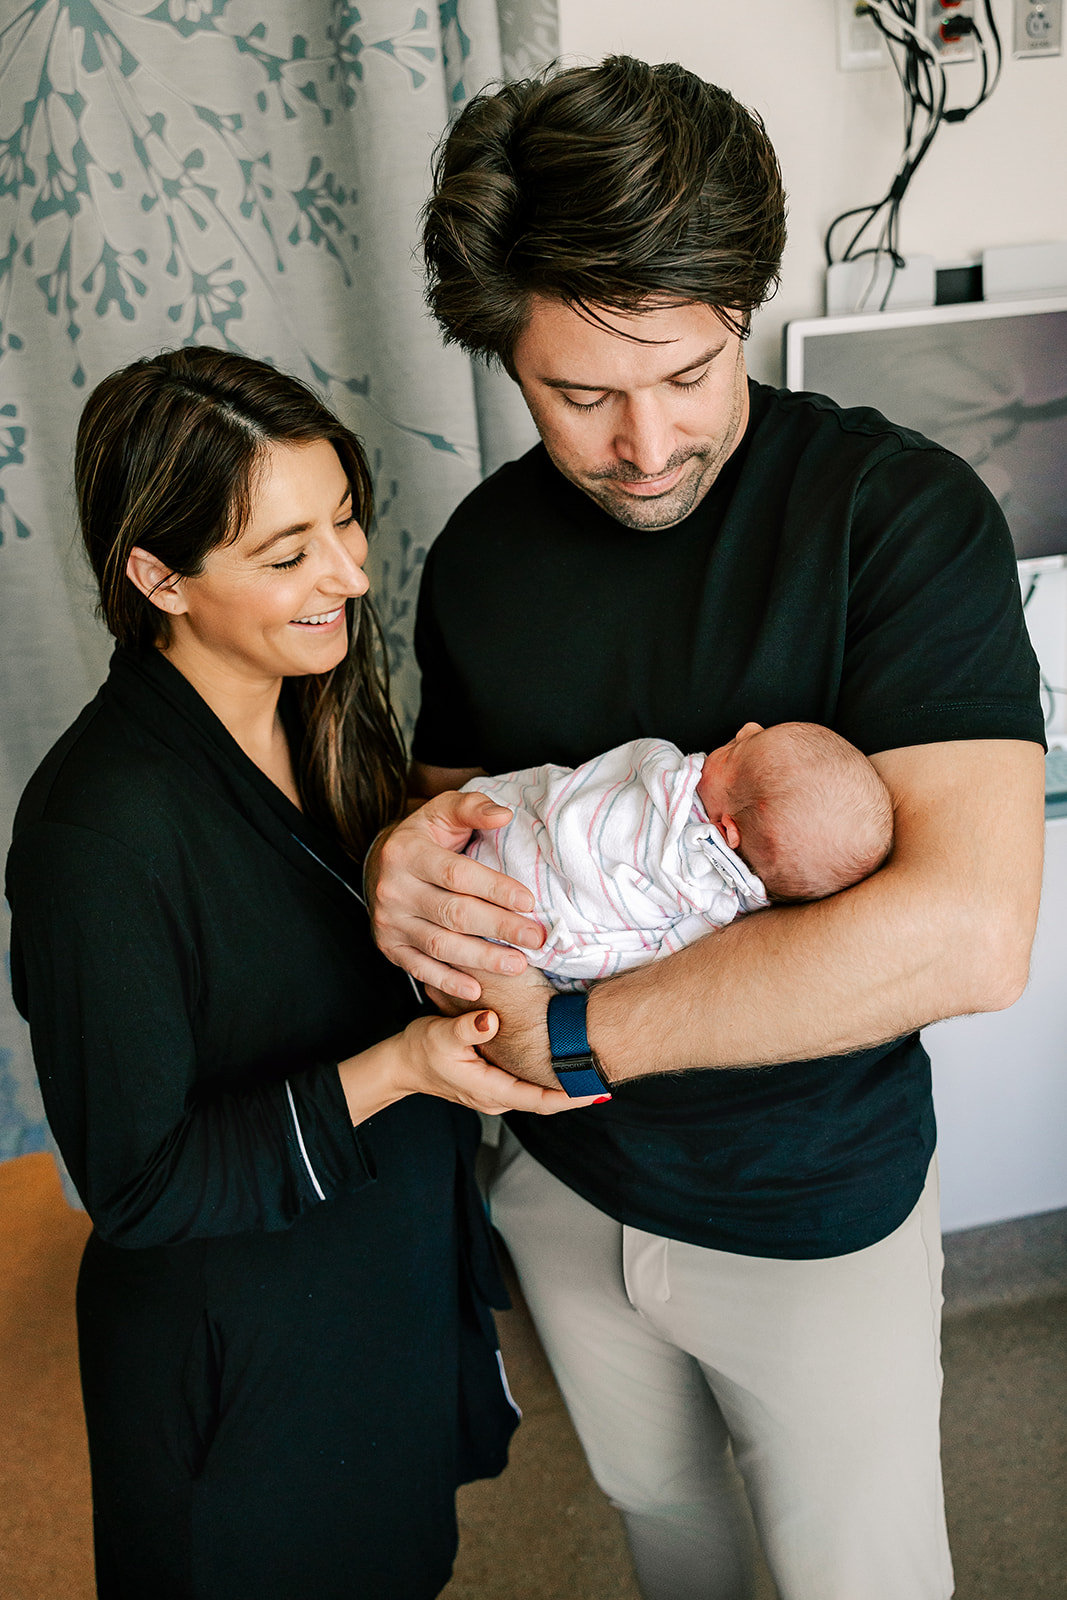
[783,297,1067,561]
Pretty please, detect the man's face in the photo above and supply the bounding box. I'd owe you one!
[511,296,750,529]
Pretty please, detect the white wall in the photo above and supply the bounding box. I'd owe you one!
[926,819,1067,1231]
[558,1,1067,385]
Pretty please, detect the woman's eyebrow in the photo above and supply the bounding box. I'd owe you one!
[246,523,310,558]
[246,491,353,558]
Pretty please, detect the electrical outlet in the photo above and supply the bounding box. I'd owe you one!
[1013,0,1064,55]
[924,0,978,62]
[837,0,887,70]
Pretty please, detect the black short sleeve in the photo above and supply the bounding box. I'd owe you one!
[836,447,1043,754]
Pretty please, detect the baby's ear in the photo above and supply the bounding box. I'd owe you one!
[718,813,742,852]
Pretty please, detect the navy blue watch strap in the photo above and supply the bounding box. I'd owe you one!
[547,992,611,1098]
[547,991,593,1056]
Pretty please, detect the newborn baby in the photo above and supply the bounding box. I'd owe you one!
[462,722,893,991]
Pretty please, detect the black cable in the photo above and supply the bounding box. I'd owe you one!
[944,0,1003,120]
[825,0,1004,300]
[982,0,1004,91]
[825,1,946,278]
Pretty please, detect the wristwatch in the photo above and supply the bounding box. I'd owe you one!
[547,992,612,1098]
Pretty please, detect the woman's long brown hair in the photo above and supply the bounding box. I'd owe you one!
[75,346,406,860]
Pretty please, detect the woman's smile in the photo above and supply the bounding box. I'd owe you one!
[291,604,346,629]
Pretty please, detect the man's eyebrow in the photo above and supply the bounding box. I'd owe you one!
[245,488,352,558]
[541,345,728,392]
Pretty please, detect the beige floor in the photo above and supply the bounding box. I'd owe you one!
[1,1153,1064,1599]
[0,1154,93,1600]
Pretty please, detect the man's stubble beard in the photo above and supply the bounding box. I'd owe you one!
[581,448,720,530]
[539,366,749,532]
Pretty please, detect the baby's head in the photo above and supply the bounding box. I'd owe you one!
[696,722,893,902]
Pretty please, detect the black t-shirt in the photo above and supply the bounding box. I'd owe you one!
[413,380,1045,1259]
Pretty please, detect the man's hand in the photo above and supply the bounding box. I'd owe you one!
[365,789,545,1001]
[426,964,561,1090]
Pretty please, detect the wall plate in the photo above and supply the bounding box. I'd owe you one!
[1013,0,1064,56]
[837,0,887,69]
[924,0,978,63]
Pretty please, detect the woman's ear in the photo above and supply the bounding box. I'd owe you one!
[126,547,188,615]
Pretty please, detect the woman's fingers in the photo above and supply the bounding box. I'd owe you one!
[452,1046,604,1115]
[452,1008,499,1046]
[471,1060,604,1116]
[422,1018,604,1116]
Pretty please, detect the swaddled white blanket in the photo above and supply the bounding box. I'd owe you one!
[463,737,769,991]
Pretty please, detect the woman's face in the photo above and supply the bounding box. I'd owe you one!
[162,438,369,686]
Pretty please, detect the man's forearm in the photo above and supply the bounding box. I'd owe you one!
[480,875,1002,1089]
[590,881,969,1081]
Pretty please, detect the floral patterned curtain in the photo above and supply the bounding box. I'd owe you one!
[0,0,556,1163]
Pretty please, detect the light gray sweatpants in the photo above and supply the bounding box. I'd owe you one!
[489,1126,953,1600]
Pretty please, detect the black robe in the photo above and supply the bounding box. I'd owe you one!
[5,647,516,1600]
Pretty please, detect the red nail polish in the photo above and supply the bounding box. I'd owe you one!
[593,1094,612,1103]
[474,1010,492,1033]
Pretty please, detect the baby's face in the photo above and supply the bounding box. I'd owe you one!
[696,721,764,822]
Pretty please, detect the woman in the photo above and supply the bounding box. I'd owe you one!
[5,348,590,1599]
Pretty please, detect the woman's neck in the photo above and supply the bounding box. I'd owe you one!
[159,642,303,810]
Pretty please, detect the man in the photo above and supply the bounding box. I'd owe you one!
[369,57,1046,1600]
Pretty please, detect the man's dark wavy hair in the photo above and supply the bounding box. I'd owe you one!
[422,55,787,370]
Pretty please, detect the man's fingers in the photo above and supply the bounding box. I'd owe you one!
[429,850,538,920]
[368,791,545,993]
[415,789,519,854]
[414,918,533,978]
[377,828,537,920]
[399,950,483,1003]
[425,787,514,829]
[424,983,465,1017]
[375,856,540,944]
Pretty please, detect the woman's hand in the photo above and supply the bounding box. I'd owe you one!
[425,963,561,1090]
[338,1009,603,1121]
[365,791,545,1001]
[399,1009,587,1112]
